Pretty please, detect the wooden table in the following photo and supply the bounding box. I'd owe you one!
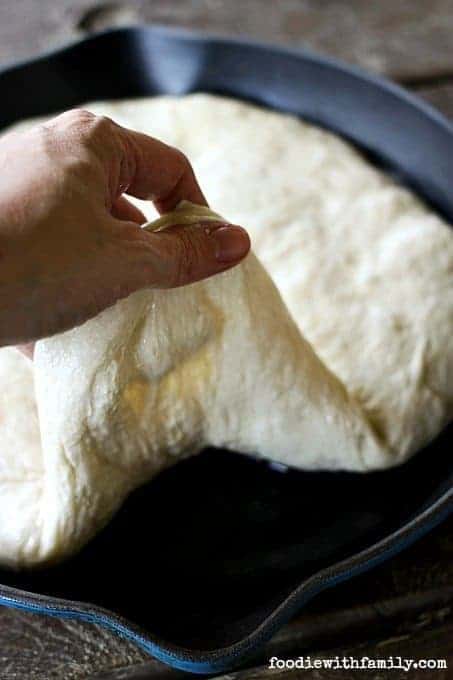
[0,2,452,678]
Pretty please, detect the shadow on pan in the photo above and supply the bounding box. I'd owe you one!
[1,424,452,651]
[0,25,452,671]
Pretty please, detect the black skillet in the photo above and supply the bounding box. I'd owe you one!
[0,25,452,674]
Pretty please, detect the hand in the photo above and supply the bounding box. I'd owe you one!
[0,109,250,354]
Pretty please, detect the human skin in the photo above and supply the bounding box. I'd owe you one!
[0,109,250,356]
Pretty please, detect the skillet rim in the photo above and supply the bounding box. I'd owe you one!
[0,24,452,674]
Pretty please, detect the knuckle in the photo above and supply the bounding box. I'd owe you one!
[56,110,114,145]
[54,109,97,136]
[86,114,114,136]
[41,110,122,178]
[61,108,97,125]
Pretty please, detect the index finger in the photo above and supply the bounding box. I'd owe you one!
[114,121,208,213]
[46,109,207,214]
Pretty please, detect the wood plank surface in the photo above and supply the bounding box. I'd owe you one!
[0,2,452,679]
[0,0,452,83]
[418,82,453,119]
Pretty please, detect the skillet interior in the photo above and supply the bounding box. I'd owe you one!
[0,426,452,650]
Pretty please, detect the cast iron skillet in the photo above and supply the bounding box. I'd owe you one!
[0,25,452,675]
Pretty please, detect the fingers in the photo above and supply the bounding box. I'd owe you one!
[63,110,250,287]
[111,195,147,224]
[45,109,207,213]
[34,109,250,300]
[117,127,207,212]
[120,220,251,289]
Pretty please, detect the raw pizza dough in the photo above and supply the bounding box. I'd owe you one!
[0,94,452,568]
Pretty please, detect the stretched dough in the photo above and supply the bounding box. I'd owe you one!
[0,94,452,568]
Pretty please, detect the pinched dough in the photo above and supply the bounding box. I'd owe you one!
[0,95,452,568]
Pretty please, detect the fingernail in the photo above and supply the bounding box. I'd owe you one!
[211,225,250,263]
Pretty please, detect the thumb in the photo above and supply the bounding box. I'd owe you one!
[128,220,251,289]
